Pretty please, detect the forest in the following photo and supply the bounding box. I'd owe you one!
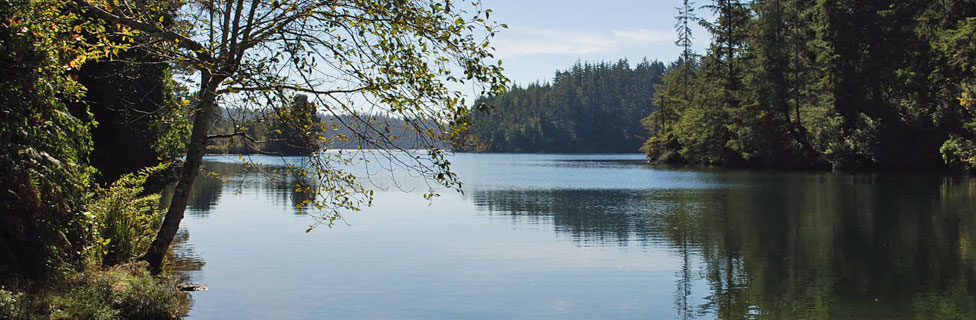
[463,0,976,172]
[644,0,976,171]
[460,60,665,153]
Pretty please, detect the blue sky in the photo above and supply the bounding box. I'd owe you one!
[483,0,710,85]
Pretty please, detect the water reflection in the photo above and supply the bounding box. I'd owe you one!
[188,173,222,213]
[473,189,657,246]
[188,159,316,215]
[472,172,976,319]
[169,229,206,273]
[182,155,976,319]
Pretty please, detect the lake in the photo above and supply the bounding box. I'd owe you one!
[175,153,976,319]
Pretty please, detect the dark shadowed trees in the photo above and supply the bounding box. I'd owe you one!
[642,0,976,172]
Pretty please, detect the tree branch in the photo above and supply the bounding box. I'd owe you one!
[207,131,257,143]
[217,84,368,95]
[74,0,212,61]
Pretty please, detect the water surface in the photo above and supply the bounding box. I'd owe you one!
[176,153,976,319]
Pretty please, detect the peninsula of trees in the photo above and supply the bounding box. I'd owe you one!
[644,0,976,171]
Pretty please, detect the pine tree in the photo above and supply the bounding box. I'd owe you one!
[673,0,750,165]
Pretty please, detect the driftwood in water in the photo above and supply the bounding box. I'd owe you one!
[177,283,208,292]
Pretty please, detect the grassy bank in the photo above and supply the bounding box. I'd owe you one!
[1,263,188,320]
[2,165,192,320]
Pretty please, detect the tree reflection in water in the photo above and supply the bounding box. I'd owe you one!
[471,173,976,319]
[187,159,318,215]
[168,229,205,274]
[182,157,976,319]
[173,159,317,279]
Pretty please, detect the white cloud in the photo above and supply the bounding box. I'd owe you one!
[492,27,674,58]
[610,29,673,43]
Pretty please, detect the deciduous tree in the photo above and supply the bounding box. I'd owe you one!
[74,0,508,272]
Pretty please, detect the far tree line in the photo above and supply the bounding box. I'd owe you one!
[460,0,976,173]
[460,59,666,153]
[207,97,445,155]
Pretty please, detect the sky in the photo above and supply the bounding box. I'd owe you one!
[481,0,711,86]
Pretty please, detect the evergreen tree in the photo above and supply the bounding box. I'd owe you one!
[735,0,799,165]
[670,0,750,165]
[640,0,976,171]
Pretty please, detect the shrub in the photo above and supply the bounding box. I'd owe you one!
[112,267,190,320]
[0,0,97,279]
[6,264,189,320]
[86,164,169,266]
[1,287,25,319]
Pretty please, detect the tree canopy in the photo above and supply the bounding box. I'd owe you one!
[644,0,976,171]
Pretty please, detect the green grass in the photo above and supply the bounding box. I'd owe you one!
[0,263,189,320]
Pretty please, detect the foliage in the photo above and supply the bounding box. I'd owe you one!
[644,0,976,171]
[463,60,665,153]
[0,0,123,278]
[72,0,510,270]
[0,4,188,320]
[0,288,23,319]
[0,264,188,320]
[86,164,168,267]
[939,17,976,170]
[0,4,193,320]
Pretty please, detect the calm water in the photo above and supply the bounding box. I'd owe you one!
[175,153,976,319]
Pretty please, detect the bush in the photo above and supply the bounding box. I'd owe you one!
[0,0,97,279]
[3,264,189,320]
[1,287,25,319]
[86,164,168,266]
[113,269,189,320]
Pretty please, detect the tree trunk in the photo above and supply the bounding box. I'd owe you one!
[141,71,219,273]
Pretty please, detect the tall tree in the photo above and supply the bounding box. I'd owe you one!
[676,0,696,63]
[783,0,818,140]
[668,0,750,165]
[75,0,508,272]
[669,0,698,138]
[675,0,698,101]
[734,0,798,165]
[641,1,701,163]
[701,0,749,110]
